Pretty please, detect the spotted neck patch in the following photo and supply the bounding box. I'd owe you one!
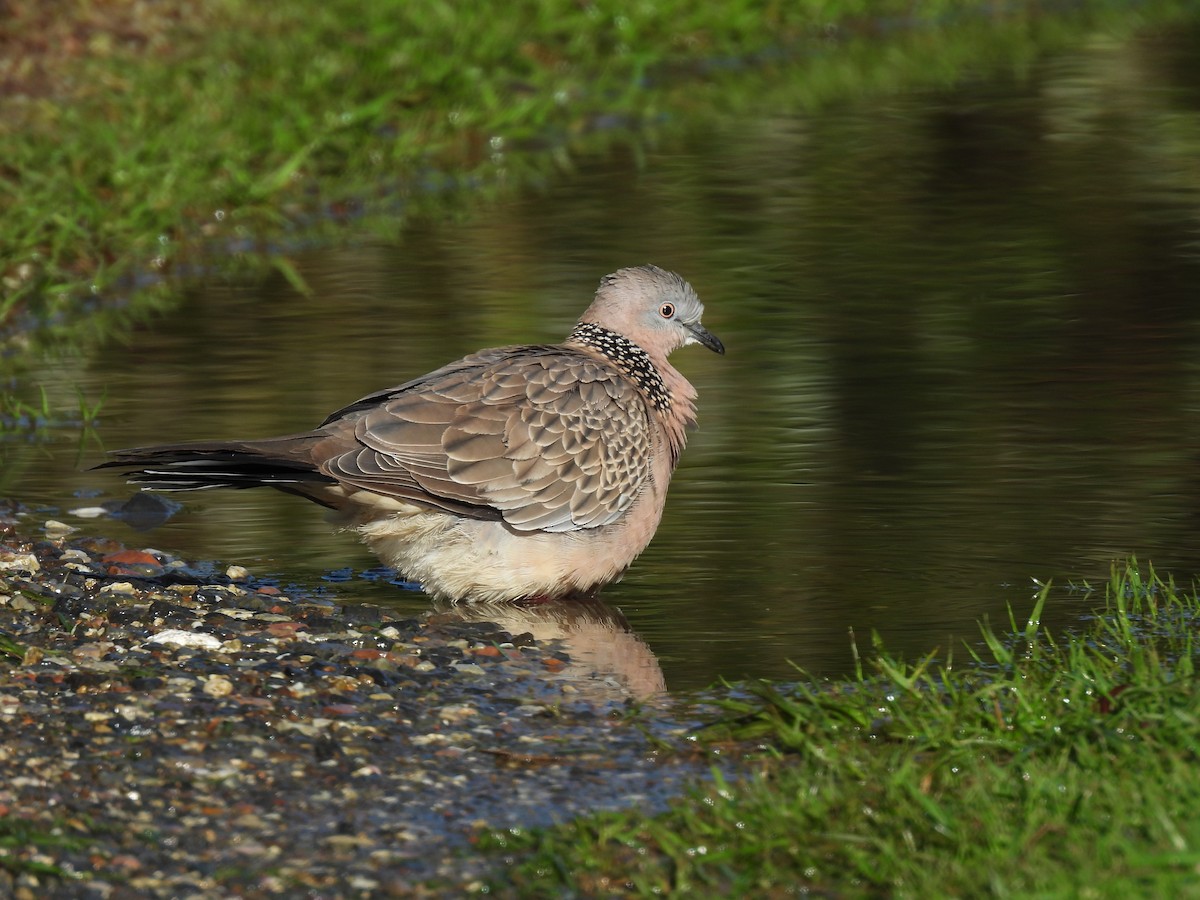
[568,322,670,412]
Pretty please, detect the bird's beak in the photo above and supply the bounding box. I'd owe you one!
[688,322,725,355]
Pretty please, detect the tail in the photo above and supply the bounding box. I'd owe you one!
[95,437,338,507]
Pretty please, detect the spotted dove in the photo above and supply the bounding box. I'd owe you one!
[97,265,724,602]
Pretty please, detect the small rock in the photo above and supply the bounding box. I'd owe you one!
[203,675,234,697]
[226,564,250,581]
[324,834,373,849]
[147,629,223,651]
[215,608,254,620]
[437,704,477,724]
[44,519,77,538]
[104,492,182,529]
[266,622,306,638]
[100,581,138,596]
[102,549,161,567]
[0,552,39,574]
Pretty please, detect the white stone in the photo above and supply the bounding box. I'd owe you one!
[147,629,222,651]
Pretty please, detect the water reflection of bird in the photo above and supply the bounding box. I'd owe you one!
[430,596,667,699]
[98,266,723,603]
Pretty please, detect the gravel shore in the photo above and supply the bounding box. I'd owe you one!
[0,510,709,897]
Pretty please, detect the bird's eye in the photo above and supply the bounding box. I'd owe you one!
[659,303,675,319]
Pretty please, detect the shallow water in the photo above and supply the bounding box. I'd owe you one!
[11,22,1200,692]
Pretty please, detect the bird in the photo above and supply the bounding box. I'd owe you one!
[97,265,724,603]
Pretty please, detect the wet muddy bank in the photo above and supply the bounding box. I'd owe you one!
[0,509,711,897]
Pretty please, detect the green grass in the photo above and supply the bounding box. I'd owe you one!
[1,0,824,327]
[0,384,104,439]
[0,815,89,881]
[0,632,25,663]
[4,0,1194,366]
[481,562,1200,896]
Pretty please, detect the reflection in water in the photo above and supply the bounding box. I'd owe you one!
[8,23,1200,691]
[428,597,666,700]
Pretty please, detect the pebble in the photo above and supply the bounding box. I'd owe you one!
[0,551,38,573]
[43,519,76,538]
[147,629,223,650]
[202,674,234,697]
[438,704,477,724]
[68,506,110,518]
[99,581,138,595]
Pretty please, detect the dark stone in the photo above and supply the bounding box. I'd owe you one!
[106,607,149,626]
[194,587,236,606]
[147,598,197,622]
[313,734,345,763]
[340,603,384,625]
[32,540,63,560]
[64,671,109,690]
[51,591,113,620]
[232,593,271,612]
[103,491,183,530]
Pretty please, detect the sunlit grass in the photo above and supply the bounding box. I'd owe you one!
[2,0,822,317]
[3,0,1191,364]
[482,561,1200,896]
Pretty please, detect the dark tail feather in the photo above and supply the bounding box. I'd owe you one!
[95,439,337,505]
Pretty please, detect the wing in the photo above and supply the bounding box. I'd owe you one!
[316,347,655,533]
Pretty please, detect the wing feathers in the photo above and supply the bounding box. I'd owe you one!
[314,347,654,532]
